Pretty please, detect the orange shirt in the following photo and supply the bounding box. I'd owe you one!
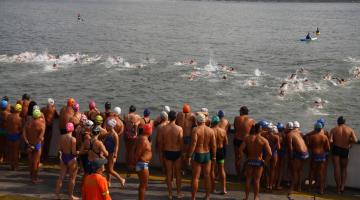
[82,173,111,200]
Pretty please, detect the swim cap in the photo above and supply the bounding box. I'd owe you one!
[95,115,103,125]
[73,103,80,112]
[67,98,75,107]
[286,122,294,130]
[105,102,111,110]
[218,110,225,118]
[129,105,136,112]
[293,121,300,128]
[314,97,322,104]
[89,100,96,109]
[277,123,285,131]
[92,126,100,135]
[107,119,117,128]
[143,108,151,117]
[183,104,190,113]
[22,93,30,100]
[317,118,325,127]
[211,116,220,125]
[66,122,74,133]
[143,124,152,135]
[0,100,8,109]
[271,126,278,133]
[258,120,269,128]
[160,111,168,120]
[114,107,121,116]
[201,108,208,113]
[314,122,323,130]
[32,109,41,119]
[33,105,40,111]
[15,104,22,112]
[80,114,88,124]
[48,98,55,106]
[196,113,206,123]
[84,120,94,128]
[164,106,170,113]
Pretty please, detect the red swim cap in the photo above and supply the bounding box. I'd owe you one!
[183,104,190,113]
[143,124,152,135]
[89,100,96,109]
[67,98,75,107]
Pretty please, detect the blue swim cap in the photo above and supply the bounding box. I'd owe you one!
[277,122,285,131]
[0,100,8,109]
[314,122,323,130]
[258,120,269,128]
[143,108,151,117]
[317,118,325,127]
[217,110,225,118]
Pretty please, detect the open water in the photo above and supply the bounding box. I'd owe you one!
[0,0,360,133]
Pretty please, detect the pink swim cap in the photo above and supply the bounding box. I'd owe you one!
[73,103,80,112]
[89,100,96,109]
[66,122,74,133]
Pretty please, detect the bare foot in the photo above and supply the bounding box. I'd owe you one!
[177,193,184,199]
[69,195,80,200]
[120,178,126,189]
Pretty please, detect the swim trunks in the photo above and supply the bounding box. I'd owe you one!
[293,151,309,160]
[7,133,21,142]
[332,145,349,159]
[216,148,226,164]
[247,159,264,167]
[61,153,76,165]
[192,152,211,164]
[183,136,191,145]
[233,138,242,147]
[312,153,326,162]
[164,151,182,161]
[136,162,149,172]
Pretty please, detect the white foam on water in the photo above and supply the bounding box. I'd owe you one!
[254,69,262,77]
[344,57,360,63]
[307,107,330,116]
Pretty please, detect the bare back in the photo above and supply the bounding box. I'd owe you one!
[331,125,358,149]
[176,112,195,137]
[234,115,255,140]
[6,113,22,134]
[309,131,330,155]
[191,125,215,153]
[59,106,74,129]
[245,135,271,160]
[59,134,76,155]
[212,126,228,149]
[162,123,183,151]
[41,105,57,126]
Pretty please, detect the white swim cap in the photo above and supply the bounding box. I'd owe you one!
[164,106,170,113]
[201,108,208,113]
[293,121,300,128]
[107,119,117,128]
[84,120,94,128]
[314,97,322,103]
[286,122,294,130]
[196,113,206,123]
[160,111,168,120]
[114,107,121,116]
[48,98,55,106]
[33,105,40,111]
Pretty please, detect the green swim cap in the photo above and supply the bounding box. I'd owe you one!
[32,109,41,119]
[95,115,103,125]
[211,116,220,125]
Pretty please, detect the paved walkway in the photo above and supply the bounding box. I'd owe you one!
[0,163,359,200]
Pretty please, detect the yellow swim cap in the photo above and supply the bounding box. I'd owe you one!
[95,115,103,125]
[15,104,22,112]
[32,109,41,119]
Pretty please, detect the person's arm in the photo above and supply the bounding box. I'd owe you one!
[287,134,293,159]
[224,130,229,146]
[38,121,46,143]
[329,129,334,144]
[324,135,330,152]
[210,130,216,160]
[98,176,111,200]
[134,138,145,163]
[239,138,246,161]
[276,135,281,150]
[71,137,78,156]
[118,120,124,136]
[350,129,358,144]
[113,133,119,159]
[187,129,197,158]
[263,139,272,163]
[99,142,109,157]
[179,127,184,152]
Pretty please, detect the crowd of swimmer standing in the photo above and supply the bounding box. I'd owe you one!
[0,94,358,200]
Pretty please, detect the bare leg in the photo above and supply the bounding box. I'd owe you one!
[191,161,201,200]
[68,160,79,200]
[244,165,252,200]
[253,166,264,200]
[174,158,183,198]
[106,154,125,188]
[234,146,240,178]
[340,158,349,193]
[210,161,216,193]
[270,155,278,190]
[202,162,211,200]
[276,156,284,189]
[55,162,67,199]
[318,162,325,194]
[137,169,149,200]
[218,164,227,194]
[33,150,42,183]
[332,156,341,193]
[164,159,174,199]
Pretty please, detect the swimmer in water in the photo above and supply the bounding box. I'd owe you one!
[53,63,57,68]
[222,75,227,80]
[314,97,326,109]
[332,77,346,85]
[289,73,297,80]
